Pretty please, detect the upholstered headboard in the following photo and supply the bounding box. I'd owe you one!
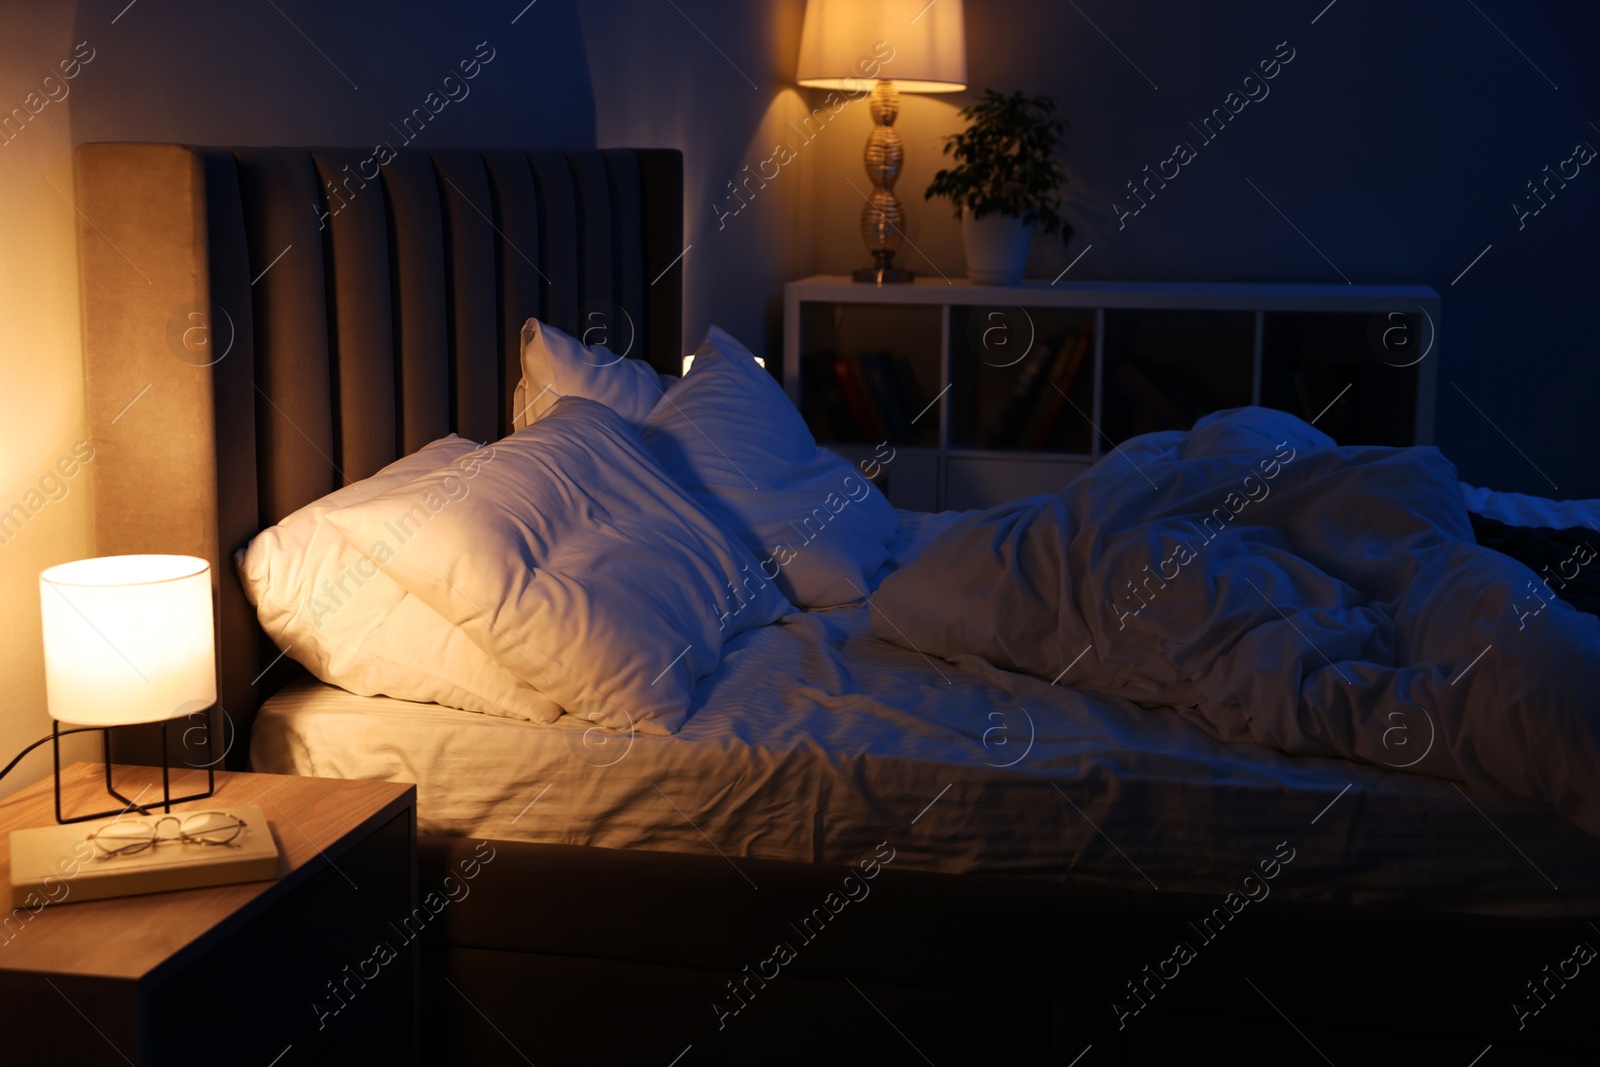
[75,143,684,769]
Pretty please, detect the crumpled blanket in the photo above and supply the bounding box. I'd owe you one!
[870,407,1600,836]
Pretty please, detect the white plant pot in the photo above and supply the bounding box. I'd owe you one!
[963,213,1034,285]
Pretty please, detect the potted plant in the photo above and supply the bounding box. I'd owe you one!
[925,89,1073,285]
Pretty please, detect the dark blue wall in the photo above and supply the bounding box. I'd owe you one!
[974,0,1600,498]
[70,0,595,156]
[66,0,1599,498]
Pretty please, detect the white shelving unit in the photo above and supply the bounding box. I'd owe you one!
[784,276,1441,512]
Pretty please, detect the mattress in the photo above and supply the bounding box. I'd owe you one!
[252,504,1600,916]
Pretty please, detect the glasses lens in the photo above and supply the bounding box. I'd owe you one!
[91,820,153,853]
[181,812,242,844]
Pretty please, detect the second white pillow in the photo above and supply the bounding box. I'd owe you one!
[511,317,672,430]
[643,326,901,607]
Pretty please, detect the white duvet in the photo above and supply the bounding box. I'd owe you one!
[871,407,1600,837]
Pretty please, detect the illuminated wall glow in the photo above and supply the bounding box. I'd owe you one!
[0,3,99,796]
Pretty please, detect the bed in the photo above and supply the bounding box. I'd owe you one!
[75,143,1600,1065]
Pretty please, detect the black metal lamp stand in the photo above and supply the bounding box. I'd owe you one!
[52,718,216,825]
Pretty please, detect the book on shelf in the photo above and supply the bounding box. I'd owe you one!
[10,804,281,906]
[1108,350,1244,434]
[1107,359,1194,431]
[1159,363,1228,423]
[806,350,931,443]
[890,354,929,435]
[856,350,915,443]
[1022,327,1096,449]
[1260,363,1311,422]
[830,353,883,441]
[986,336,1062,449]
[802,350,850,440]
[1292,369,1314,423]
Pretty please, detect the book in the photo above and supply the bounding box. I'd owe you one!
[10,804,281,906]
[1159,362,1227,422]
[801,349,850,441]
[987,335,1063,449]
[1292,369,1314,422]
[831,354,883,441]
[890,355,930,436]
[857,350,914,442]
[1024,328,1095,449]
[1108,359,1193,431]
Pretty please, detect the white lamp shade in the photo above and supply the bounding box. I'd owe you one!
[39,555,217,727]
[796,0,967,93]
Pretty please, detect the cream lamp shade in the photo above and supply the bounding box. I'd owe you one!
[39,554,216,728]
[796,0,967,93]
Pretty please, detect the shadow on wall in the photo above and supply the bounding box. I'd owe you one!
[576,0,810,359]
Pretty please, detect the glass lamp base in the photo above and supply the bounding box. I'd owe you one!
[853,265,916,284]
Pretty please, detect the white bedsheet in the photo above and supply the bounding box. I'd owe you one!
[1461,482,1600,530]
[251,505,1600,916]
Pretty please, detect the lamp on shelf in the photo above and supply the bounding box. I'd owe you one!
[39,554,218,824]
[796,0,967,284]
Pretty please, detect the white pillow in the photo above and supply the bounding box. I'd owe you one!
[642,326,901,607]
[510,317,672,430]
[324,396,793,736]
[235,436,563,723]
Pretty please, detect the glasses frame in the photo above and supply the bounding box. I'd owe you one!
[86,810,249,859]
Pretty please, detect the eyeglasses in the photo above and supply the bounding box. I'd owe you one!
[85,810,248,859]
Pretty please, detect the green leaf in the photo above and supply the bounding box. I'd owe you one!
[923,88,1074,243]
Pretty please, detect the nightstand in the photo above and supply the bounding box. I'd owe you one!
[0,763,417,1066]
[783,276,1441,511]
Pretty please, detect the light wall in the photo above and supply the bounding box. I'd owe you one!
[0,0,597,797]
[0,4,98,796]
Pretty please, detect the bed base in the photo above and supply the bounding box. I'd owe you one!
[417,837,1596,1066]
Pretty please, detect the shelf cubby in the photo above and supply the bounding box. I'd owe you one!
[785,278,1440,511]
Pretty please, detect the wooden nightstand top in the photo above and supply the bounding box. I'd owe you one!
[0,763,413,983]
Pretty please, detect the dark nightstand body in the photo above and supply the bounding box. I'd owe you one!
[0,763,418,1065]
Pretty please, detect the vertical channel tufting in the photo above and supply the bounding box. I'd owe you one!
[482,151,545,434]
[312,150,399,481]
[199,149,264,763]
[432,150,501,444]
[380,153,452,453]
[528,151,580,338]
[231,149,339,524]
[601,150,647,363]
[566,153,615,331]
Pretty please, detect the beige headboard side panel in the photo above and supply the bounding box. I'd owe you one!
[76,142,257,767]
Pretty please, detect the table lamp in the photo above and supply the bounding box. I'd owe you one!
[797,0,967,284]
[39,554,218,824]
